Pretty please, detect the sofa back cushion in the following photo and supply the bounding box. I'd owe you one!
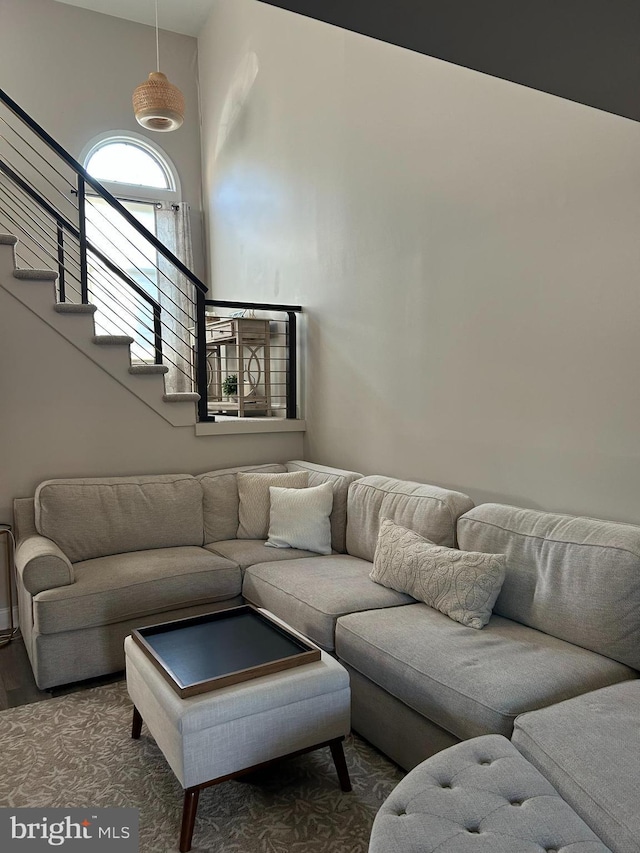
[346,475,474,562]
[35,474,203,563]
[197,463,286,544]
[286,460,363,552]
[457,503,640,670]
[237,471,309,538]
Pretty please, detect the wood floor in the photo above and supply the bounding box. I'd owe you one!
[0,632,123,711]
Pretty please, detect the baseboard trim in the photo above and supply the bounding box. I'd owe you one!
[0,605,19,631]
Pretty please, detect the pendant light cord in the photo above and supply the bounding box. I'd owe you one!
[155,0,160,72]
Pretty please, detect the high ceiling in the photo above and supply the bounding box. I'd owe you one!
[53,0,216,36]
[55,0,640,123]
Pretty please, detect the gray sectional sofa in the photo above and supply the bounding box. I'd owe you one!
[242,477,640,852]
[13,460,640,851]
[13,460,362,689]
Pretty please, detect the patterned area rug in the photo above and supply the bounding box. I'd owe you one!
[0,682,404,852]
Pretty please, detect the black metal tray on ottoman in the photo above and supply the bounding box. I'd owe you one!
[131,604,321,698]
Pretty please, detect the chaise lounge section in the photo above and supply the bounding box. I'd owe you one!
[511,679,640,852]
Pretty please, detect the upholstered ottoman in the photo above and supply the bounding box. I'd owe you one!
[124,631,351,852]
[369,735,610,853]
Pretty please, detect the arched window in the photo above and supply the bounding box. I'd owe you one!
[81,133,182,280]
[80,133,186,364]
[84,135,178,197]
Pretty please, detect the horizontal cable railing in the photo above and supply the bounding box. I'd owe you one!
[203,301,301,420]
[0,88,303,421]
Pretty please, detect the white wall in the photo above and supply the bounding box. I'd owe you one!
[0,0,304,620]
[198,0,640,524]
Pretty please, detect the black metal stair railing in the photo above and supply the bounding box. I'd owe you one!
[0,88,303,422]
[203,300,299,420]
[0,157,165,363]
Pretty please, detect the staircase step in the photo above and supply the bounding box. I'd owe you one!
[0,234,18,245]
[14,268,58,281]
[129,364,169,375]
[93,335,134,346]
[54,302,98,314]
[4,248,196,427]
[163,393,201,403]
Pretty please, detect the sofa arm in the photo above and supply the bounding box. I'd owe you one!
[15,535,74,596]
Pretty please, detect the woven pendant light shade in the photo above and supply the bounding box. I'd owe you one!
[133,71,185,132]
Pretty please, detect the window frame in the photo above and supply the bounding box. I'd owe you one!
[80,130,181,205]
[79,131,183,362]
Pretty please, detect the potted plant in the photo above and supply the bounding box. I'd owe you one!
[222,374,238,400]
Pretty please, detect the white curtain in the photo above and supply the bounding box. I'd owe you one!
[155,203,195,394]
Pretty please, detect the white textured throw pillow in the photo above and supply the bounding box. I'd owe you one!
[237,471,308,539]
[371,518,506,629]
[266,482,334,555]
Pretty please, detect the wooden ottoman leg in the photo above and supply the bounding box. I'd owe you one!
[131,706,143,740]
[329,738,352,792]
[179,788,200,853]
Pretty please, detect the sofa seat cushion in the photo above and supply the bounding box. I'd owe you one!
[205,540,322,571]
[335,605,636,740]
[369,735,611,853]
[242,555,415,650]
[34,547,241,634]
[512,680,640,853]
